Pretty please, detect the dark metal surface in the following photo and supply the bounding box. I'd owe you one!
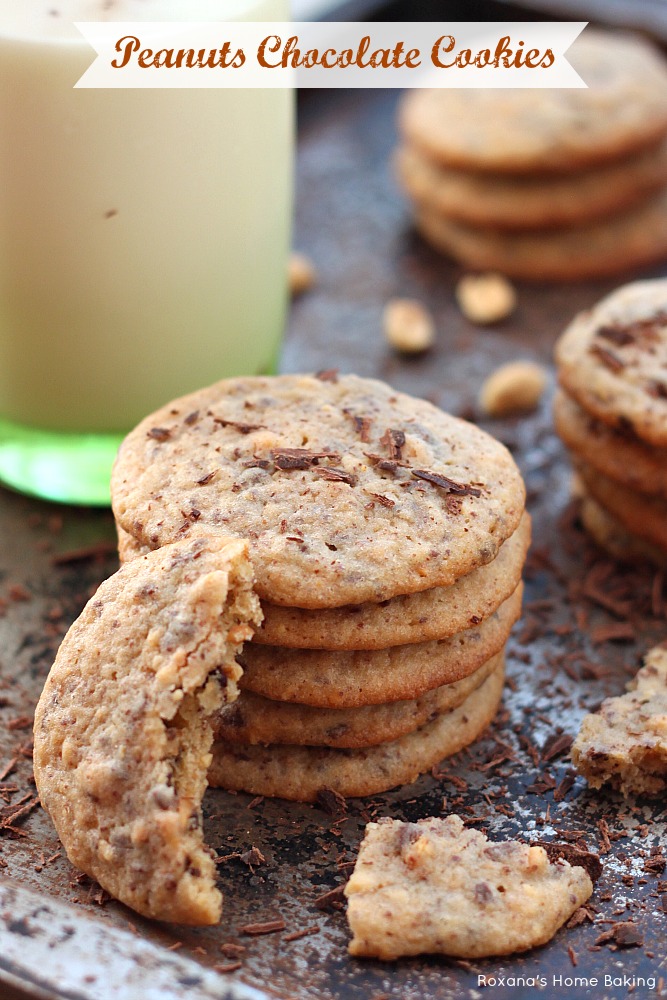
[2,43,667,1000]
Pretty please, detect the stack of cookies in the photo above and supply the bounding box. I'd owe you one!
[395,30,667,282]
[554,278,667,566]
[112,373,528,801]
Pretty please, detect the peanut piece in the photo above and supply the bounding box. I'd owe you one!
[288,252,317,296]
[480,361,547,417]
[456,273,517,325]
[383,298,435,354]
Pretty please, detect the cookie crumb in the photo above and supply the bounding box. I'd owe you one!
[479,361,547,417]
[345,815,592,959]
[383,298,435,354]
[288,252,317,296]
[572,643,667,797]
[456,273,517,325]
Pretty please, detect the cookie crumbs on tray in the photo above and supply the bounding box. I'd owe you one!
[455,272,517,325]
[571,643,667,797]
[479,360,547,418]
[344,815,593,960]
[382,297,435,354]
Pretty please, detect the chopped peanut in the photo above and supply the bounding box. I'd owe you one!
[479,361,547,417]
[383,298,435,354]
[456,273,517,325]
[288,252,317,296]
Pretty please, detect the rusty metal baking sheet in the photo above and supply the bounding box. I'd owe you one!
[3,46,667,1000]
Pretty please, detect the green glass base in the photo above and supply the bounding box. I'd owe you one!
[0,417,124,507]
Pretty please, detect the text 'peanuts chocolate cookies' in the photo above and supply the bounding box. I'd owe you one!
[554,278,667,565]
[112,372,528,801]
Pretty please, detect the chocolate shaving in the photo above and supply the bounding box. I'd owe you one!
[646,380,667,400]
[590,343,624,373]
[597,818,612,855]
[525,774,557,795]
[531,841,602,882]
[540,731,573,763]
[644,853,666,876]
[240,846,266,870]
[243,458,272,471]
[7,717,32,732]
[196,471,217,486]
[315,368,339,383]
[590,621,636,644]
[0,795,40,830]
[595,921,643,949]
[316,787,348,816]
[184,411,199,425]
[317,467,357,487]
[283,925,320,943]
[380,428,406,461]
[147,427,172,441]
[313,885,346,911]
[271,448,341,471]
[345,411,372,442]
[553,771,576,802]
[241,918,285,936]
[596,325,635,348]
[368,493,395,508]
[566,906,595,929]
[180,508,201,522]
[364,452,409,471]
[213,418,265,434]
[412,469,482,497]
[220,943,246,957]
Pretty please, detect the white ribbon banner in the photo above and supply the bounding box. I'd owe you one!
[74,21,588,88]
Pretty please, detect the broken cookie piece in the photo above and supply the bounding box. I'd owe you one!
[344,815,592,959]
[572,644,667,797]
[33,536,262,925]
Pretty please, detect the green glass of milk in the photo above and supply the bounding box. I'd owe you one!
[0,0,293,505]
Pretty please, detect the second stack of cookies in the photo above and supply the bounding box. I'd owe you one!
[554,278,667,566]
[395,30,667,282]
[112,373,528,801]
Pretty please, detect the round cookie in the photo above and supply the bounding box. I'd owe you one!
[578,461,667,551]
[398,31,667,175]
[414,189,667,282]
[239,584,522,708]
[208,660,505,801]
[396,140,667,232]
[33,536,262,926]
[112,374,525,608]
[119,512,530,651]
[554,389,667,498]
[217,649,502,749]
[556,279,667,446]
[580,494,667,569]
[255,513,529,649]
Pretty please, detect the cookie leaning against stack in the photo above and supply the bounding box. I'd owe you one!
[112,373,528,801]
[395,30,667,281]
[554,278,667,566]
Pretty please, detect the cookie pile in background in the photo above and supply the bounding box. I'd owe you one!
[112,373,528,801]
[554,278,667,566]
[395,30,667,282]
